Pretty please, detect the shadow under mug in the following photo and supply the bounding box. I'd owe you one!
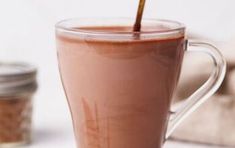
[56,18,226,148]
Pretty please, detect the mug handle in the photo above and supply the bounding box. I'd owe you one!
[165,40,226,138]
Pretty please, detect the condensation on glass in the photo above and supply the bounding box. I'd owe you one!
[0,62,37,147]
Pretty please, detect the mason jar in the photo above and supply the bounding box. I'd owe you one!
[0,62,37,147]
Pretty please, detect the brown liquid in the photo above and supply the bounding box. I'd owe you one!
[57,26,185,148]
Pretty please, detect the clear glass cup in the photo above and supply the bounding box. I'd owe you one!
[56,18,226,148]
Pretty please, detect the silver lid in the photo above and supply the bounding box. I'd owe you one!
[0,62,37,97]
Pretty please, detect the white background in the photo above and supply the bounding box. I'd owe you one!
[0,0,234,147]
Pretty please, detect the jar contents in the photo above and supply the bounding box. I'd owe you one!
[0,97,32,144]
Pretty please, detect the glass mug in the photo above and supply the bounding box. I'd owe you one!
[56,18,226,148]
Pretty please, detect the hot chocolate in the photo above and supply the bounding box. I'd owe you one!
[56,25,185,148]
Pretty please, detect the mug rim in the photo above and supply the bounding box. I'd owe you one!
[55,18,185,40]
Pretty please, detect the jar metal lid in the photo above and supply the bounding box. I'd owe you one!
[0,62,37,97]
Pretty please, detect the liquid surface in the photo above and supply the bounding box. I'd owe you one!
[78,25,173,32]
[58,25,184,43]
[57,26,185,148]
